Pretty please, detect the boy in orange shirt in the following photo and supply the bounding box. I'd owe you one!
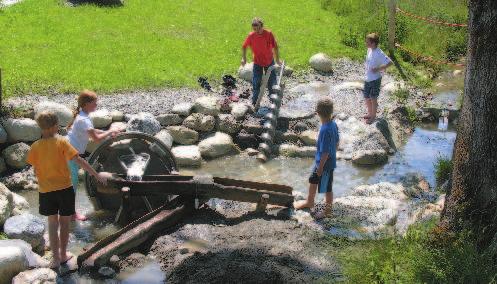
[27,111,109,270]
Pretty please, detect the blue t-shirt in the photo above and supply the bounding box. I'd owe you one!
[315,120,339,171]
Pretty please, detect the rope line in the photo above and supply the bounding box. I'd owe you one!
[396,7,468,27]
[395,43,466,67]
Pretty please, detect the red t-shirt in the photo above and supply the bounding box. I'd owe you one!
[242,29,277,67]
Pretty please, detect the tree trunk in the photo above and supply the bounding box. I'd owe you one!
[440,0,497,251]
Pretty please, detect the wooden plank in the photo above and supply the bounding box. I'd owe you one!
[212,177,293,194]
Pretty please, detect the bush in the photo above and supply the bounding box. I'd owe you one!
[435,156,453,186]
[392,88,409,104]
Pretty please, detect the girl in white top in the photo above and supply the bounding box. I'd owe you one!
[67,90,120,221]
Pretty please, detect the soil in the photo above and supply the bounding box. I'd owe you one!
[118,201,340,283]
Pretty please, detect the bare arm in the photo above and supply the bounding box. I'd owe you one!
[317,152,329,176]
[241,47,247,66]
[373,61,393,72]
[88,128,116,143]
[273,45,281,64]
[72,156,108,185]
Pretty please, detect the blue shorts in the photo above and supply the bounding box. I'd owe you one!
[309,168,334,193]
[363,78,382,99]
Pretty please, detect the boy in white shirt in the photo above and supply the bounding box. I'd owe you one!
[363,33,392,124]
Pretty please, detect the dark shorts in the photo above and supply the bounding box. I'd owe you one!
[309,169,334,193]
[363,78,382,99]
[39,187,75,216]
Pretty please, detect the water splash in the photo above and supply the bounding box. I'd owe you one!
[119,153,150,181]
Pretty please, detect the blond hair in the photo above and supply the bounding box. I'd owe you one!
[67,89,98,129]
[366,33,380,46]
[316,97,334,119]
[35,111,59,130]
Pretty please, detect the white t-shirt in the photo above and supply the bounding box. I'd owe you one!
[365,47,391,82]
[68,111,94,154]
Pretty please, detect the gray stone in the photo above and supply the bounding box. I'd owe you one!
[110,110,124,122]
[12,268,57,284]
[238,62,254,82]
[172,103,193,116]
[85,139,102,154]
[198,132,237,159]
[0,124,7,144]
[2,143,30,169]
[0,157,6,174]
[0,246,29,284]
[98,266,116,278]
[156,113,183,126]
[245,148,259,156]
[277,144,316,158]
[231,103,250,120]
[4,213,46,253]
[126,113,161,135]
[2,118,41,143]
[171,146,202,167]
[183,114,215,132]
[234,131,259,149]
[352,149,388,166]
[109,121,127,132]
[309,53,333,73]
[11,192,29,216]
[299,130,318,146]
[166,126,199,145]
[34,101,73,127]
[1,168,38,191]
[274,131,300,144]
[193,96,221,116]
[154,130,173,149]
[217,114,242,135]
[90,109,113,128]
[0,239,48,268]
[0,183,13,226]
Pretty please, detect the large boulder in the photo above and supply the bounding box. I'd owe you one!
[171,103,193,116]
[11,192,29,216]
[90,109,113,128]
[198,132,237,159]
[238,62,254,82]
[4,213,46,253]
[0,157,6,174]
[166,126,199,145]
[171,146,202,167]
[352,149,388,166]
[299,130,318,146]
[156,114,183,126]
[1,168,38,191]
[231,103,250,120]
[2,118,41,143]
[0,246,29,284]
[127,113,161,136]
[309,53,333,73]
[277,144,316,158]
[0,124,7,144]
[0,183,13,226]
[234,130,259,149]
[217,114,242,134]
[182,114,215,132]
[34,101,73,127]
[0,239,48,270]
[193,96,221,116]
[12,268,57,284]
[2,143,30,169]
[110,110,124,122]
[154,130,173,149]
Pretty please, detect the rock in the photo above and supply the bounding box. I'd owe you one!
[166,126,199,145]
[0,239,48,268]
[12,268,57,284]
[98,266,116,278]
[156,114,183,126]
[183,114,215,132]
[109,255,120,269]
[198,132,237,159]
[172,103,193,116]
[231,103,250,120]
[2,118,41,143]
[171,146,202,167]
[90,109,113,128]
[336,113,348,121]
[2,143,30,169]
[352,149,388,166]
[293,122,308,133]
[217,114,242,134]
[109,121,127,132]
[34,101,73,127]
[4,213,46,253]
[333,81,364,91]
[277,144,316,158]
[275,64,293,76]
[193,96,221,116]
[238,62,254,82]
[11,192,29,216]
[453,69,463,77]
[126,113,161,135]
[0,183,13,226]
[242,122,264,135]
[235,130,259,149]
[382,81,406,94]
[1,168,38,191]
[0,157,6,174]
[0,124,7,144]
[110,110,124,122]
[0,246,29,284]
[274,131,300,144]
[299,130,318,146]
[154,130,173,149]
[309,53,333,73]
[85,139,101,154]
[245,148,259,156]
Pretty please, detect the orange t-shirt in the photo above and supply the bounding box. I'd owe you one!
[26,136,79,193]
[242,29,277,67]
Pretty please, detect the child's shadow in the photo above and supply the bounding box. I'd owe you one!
[67,0,123,7]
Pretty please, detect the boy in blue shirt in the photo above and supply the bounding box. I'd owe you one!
[295,98,339,218]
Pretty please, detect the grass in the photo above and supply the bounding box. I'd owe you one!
[435,155,453,186]
[391,88,409,104]
[0,232,7,240]
[0,0,468,98]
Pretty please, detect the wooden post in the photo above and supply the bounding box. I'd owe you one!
[0,68,3,111]
[388,0,397,56]
[255,194,269,213]
[115,187,131,225]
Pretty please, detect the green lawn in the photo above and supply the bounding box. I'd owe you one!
[0,0,467,98]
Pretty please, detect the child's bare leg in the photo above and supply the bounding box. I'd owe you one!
[294,183,317,209]
[365,99,372,118]
[371,98,378,119]
[47,215,60,268]
[59,215,72,263]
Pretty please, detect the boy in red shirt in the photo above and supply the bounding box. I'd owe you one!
[241,17,281,106]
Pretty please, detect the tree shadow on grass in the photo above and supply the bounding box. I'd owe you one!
[66,0,123,7]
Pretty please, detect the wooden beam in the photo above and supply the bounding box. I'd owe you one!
[388,0,397,56]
